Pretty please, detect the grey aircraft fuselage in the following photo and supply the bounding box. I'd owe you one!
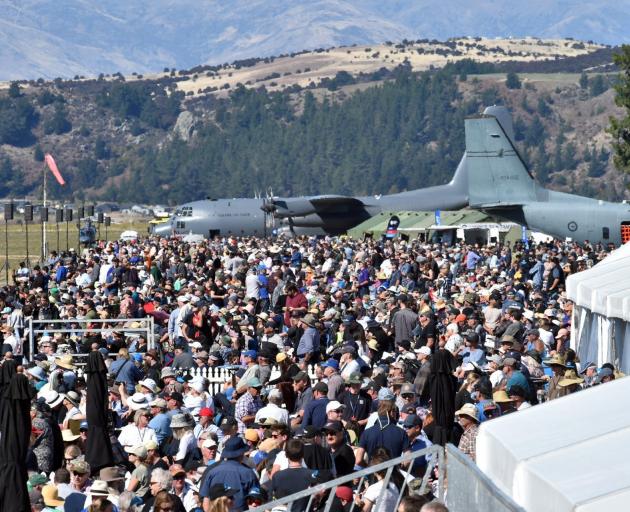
[153,156,470,238]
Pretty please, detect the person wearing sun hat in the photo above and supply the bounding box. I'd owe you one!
[455,403,480,462]
[42,484,65,510]
[544,353,569,401]
[558,369,584,394]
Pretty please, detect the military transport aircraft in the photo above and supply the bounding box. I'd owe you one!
[465,110,630,246]
[151,135,477,238]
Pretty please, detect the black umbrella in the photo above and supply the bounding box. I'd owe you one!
[0,370,34,512]
[428,349,458,446]
[84,351,115,474]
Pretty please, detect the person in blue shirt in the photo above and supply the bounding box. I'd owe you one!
[148,398,172,449]
[257,267,270,313]
[355,401,409,466]
[302,382,329,428]
[460,333,486,367]
[199,437,259,511]
[403,414,430,476]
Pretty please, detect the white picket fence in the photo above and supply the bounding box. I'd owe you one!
[77,365,318,395]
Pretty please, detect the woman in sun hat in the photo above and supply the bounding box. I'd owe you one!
[169,413,198,465]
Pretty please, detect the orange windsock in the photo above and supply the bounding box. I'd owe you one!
[44,154,66,186]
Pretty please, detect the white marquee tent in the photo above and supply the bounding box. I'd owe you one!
[476,377,630,511]
[566,242,630,373]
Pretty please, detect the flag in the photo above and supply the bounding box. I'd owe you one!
[44,154,65,186]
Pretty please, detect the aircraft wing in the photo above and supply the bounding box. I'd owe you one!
[308,195,366,212]
[271,195,366,217]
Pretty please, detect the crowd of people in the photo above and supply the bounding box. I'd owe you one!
[0,233,624,512]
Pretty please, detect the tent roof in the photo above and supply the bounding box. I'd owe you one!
[476,377,630,511]
[566,243,630,321]
[346,210,500,238]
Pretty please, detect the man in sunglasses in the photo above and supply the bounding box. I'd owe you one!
[322,421,354,478]
[402,414,429,477]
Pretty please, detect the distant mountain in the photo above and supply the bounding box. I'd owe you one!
[1,0,629,80]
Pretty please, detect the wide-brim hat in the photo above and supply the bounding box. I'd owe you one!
[222,437,249,459]
[128,393,150,410]
[45,390,65,409]
[54,354,76,370]
[559,369,584,387]
[138,379,159,394]
[455,403,480,423]
[300,314,317,328]
[62,429,81,442]
[543,354,567,368]
[170,413,195,429]
[42,485,64,507]
[89,480,111,497]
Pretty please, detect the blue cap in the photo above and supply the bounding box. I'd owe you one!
[377,388,395,401]
[243,350,257,359]
[321,358,339,370]
[132,353,143,362]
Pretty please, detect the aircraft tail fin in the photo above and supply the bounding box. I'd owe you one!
[465,111,538,208]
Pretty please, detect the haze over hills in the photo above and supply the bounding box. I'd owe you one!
[1,0,629,80]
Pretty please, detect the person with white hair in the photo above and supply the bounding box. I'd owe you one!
[254,388,289,425]
[443,323,463,354]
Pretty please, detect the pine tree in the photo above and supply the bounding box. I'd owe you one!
[607,46,630,173]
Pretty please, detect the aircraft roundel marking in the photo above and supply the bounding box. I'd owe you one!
[567,221,578,232]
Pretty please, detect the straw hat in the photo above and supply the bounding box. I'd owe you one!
[89,480,111,497]
[493,390,514,403]
[54,354,76,370]
[558,369,584,387]
[543,354,567,368]
[42,485,64,507]
[455,403,479,423]
[128,393,150,411]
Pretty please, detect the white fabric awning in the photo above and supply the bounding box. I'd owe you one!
[476,377,630,511]
[566,243,630,322]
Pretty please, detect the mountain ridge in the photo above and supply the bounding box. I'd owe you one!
[1,0,628,80]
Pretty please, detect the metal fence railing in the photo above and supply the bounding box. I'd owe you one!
[249,444,445,512]
[445,444,525,512]
[27,316,155,362]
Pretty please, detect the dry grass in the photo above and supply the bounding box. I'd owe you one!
[0,216,149,285]
[172,37,603,98]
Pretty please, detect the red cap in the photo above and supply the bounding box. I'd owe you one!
[199,407,214,417]
[336,487,353,502]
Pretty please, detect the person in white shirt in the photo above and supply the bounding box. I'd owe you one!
[117,409,157,449]
[255,389,289,425]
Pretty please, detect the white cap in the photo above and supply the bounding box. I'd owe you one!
[414,346,431,356]
[326,400,346,413]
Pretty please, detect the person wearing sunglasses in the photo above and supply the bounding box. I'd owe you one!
[322,421,355,478]
[402,414,429,478]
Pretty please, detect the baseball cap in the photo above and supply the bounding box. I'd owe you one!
[336,486,353,502]
[125,445,148,458]
[322,420,344,433]
[202,438,218,449]
[199,407,214,417]
[243,350,257,359]
[326,401,346,413]
[292,371,309,382]
[377,388,395,401]
[321,358,339,370]
[414,346,431,356]
[403,414,423,428]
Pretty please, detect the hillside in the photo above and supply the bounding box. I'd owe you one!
[1,0,629,80]
[0,38,626,205]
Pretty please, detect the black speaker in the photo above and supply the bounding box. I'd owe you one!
[4,203,13,221]
[40,207,48,222]
[78,206,84,219]
[64,208,73,222]
[97,212,104,223]
[24,205,33,222]
[86,205,94,217]
[55,209,63,223]
[105,216,111,226]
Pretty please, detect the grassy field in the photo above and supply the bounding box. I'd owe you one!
[0,218,149,285]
